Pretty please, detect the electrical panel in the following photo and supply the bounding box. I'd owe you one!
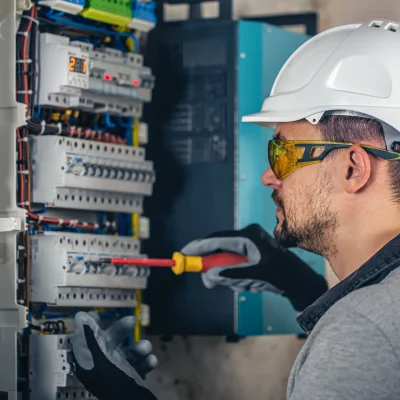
[0,0,159,398]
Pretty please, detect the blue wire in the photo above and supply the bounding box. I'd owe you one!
[41,224,53,232]
[126,214,132,236]
[38,303,48,317]
[118,214,126,236]
[33,106,41,119]
[104,114,116,129]
[42,312,70,319]
[33,205,47,214]
[44,11,139,52]
[115,37,125,51]
[125,126,133,146]
[118,117,133,129]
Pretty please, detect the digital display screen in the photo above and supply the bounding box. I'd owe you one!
[69,56,87,74]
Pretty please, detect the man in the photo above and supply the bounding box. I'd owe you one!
[72,19,400,399]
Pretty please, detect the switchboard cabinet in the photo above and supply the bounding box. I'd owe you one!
[145,13,325,337]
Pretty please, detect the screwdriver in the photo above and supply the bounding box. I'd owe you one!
[100,252,248,275]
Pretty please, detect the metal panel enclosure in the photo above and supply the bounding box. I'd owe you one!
[145,18,326,336]
[145,17,238,336]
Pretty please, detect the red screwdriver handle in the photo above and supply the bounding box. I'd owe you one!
[201,253,248,272]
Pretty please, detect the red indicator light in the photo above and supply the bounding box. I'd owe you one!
[104,74,111,81]
[132,79,140,87]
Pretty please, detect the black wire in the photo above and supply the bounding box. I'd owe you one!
[16,9,31,106]
[28,321,66,334]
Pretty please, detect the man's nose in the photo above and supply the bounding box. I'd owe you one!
[261,167,282,189]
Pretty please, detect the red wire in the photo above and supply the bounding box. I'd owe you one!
[18,7,34,208]
[17,6,117,231]
[26,211,100,230]
[22,6,34,114]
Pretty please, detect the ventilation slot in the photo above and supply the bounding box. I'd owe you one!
[385,23,399,32]
[369,20,383,28]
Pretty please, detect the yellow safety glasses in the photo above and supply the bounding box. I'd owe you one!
[268,140,400,180]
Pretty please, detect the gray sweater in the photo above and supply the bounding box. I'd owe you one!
[288,267,400,400]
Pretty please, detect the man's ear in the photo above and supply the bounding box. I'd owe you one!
[342,146,371,194]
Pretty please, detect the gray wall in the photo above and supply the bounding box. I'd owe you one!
[146,335,304,400]
[146,1,400,399]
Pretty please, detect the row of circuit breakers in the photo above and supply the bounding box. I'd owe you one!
[18,3,157,399]
[30,52,154,300]
[34,33,155,212]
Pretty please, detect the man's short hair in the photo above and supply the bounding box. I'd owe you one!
[318,115,400,204]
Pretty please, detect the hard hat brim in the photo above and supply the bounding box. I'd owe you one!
[241,110,306,129]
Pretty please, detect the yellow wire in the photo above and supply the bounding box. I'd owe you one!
[133,213,141,341]
[134,289,142,342]
[132,111,140,340]
[133,117,140,147]
[126,37,134,53]
[51,112,61,121]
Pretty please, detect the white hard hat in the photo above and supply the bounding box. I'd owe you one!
[242,19,400,150]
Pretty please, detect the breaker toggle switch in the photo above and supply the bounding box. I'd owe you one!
[123,266,139,277]
[66,161,85,176]
[94,166,103,178]
[109,168,117,179]
[84,164,95,177]
[123,169,132,180]
[102,264,117,276]
[103,167,111,178]
[85,263,97,274]
[116,168,125,180]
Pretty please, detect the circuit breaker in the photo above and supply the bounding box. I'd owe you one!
[145,7,325,337]
[30,232,148,306]
[30,135,155,212]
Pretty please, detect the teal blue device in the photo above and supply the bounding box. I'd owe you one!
[237,20,325,335]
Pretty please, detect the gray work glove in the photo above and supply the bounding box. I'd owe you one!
[72,312,158,400]
[181,224,328,311]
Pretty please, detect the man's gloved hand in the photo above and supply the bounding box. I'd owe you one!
[181,224,328,311]
[72,312,158,400]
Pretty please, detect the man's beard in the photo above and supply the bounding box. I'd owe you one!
[272,170,338,258]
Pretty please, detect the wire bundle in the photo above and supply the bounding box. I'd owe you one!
[16,18,115,231]
[29,320,67,334]
[16,6,38,119]
[27,119,127,144]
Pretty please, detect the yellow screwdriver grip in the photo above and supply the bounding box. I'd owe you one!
[171,252,203,275]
